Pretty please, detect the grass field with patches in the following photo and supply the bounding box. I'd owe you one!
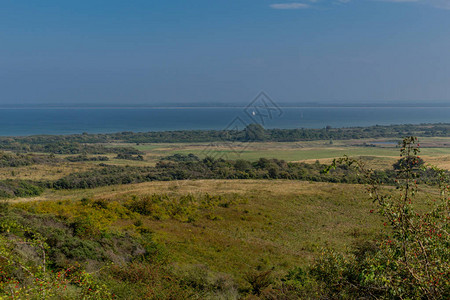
[2,134,447,298]
[3,137,448,274]
[111,137,450,169]
[12,180,383,281]
[12,178,438,285]
[3,136,448,181]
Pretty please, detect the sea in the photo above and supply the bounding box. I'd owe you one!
[0,107,449,136]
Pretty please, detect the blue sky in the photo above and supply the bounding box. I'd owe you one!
[1,0,450,105]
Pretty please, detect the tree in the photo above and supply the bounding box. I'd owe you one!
[244,124,266,141]
[392,155,424,170]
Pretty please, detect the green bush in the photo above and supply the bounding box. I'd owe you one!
[0,180,44,198]
[308,137,450,299]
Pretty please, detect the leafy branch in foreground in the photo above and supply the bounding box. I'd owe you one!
[319,136,449,299]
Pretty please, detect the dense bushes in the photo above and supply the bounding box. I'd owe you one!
[161,153,200,162]
[66,154,110,162]
[0,180,44,198]
[0,209,115,299]
[115,153,144,161]
[0,151,58,167]
[4,153,444,200]
[0,193,243,298]
[51,156,397,190]
[0,199,153,298]
[52,165,155,189]
[0,141,142,155]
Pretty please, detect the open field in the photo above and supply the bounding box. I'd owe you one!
[110,136,450,169]
[0,161,93,181]
[12,180,382,279]
[10,178,439,285]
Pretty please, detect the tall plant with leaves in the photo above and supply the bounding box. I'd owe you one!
[322,136,449,299]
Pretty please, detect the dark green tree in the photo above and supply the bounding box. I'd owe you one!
[244,124,266,141]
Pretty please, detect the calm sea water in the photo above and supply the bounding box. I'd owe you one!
[0,107,449,136]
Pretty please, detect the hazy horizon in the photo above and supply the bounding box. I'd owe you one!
[1,100,450,108]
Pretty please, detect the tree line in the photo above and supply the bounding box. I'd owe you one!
[0,123,449,148]
[51,155,395,190]
[0,141,142,155]
[0,151,59,167]
[1,153,444,197]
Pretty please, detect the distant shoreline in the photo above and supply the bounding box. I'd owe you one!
[1,106,449,137]
[1,122,449,139]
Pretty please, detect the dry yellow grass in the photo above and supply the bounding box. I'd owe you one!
[425,155,450,170]
[11,179,355,202]
[0,162,93,181]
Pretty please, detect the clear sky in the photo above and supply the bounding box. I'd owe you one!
[1,0,450,105]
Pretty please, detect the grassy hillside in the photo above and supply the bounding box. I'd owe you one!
[0,134,447,298]
[17,181,382,273]
[0,180,382,298]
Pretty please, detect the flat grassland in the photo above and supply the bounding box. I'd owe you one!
[115,136,450,168]
[3,137,449,181]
